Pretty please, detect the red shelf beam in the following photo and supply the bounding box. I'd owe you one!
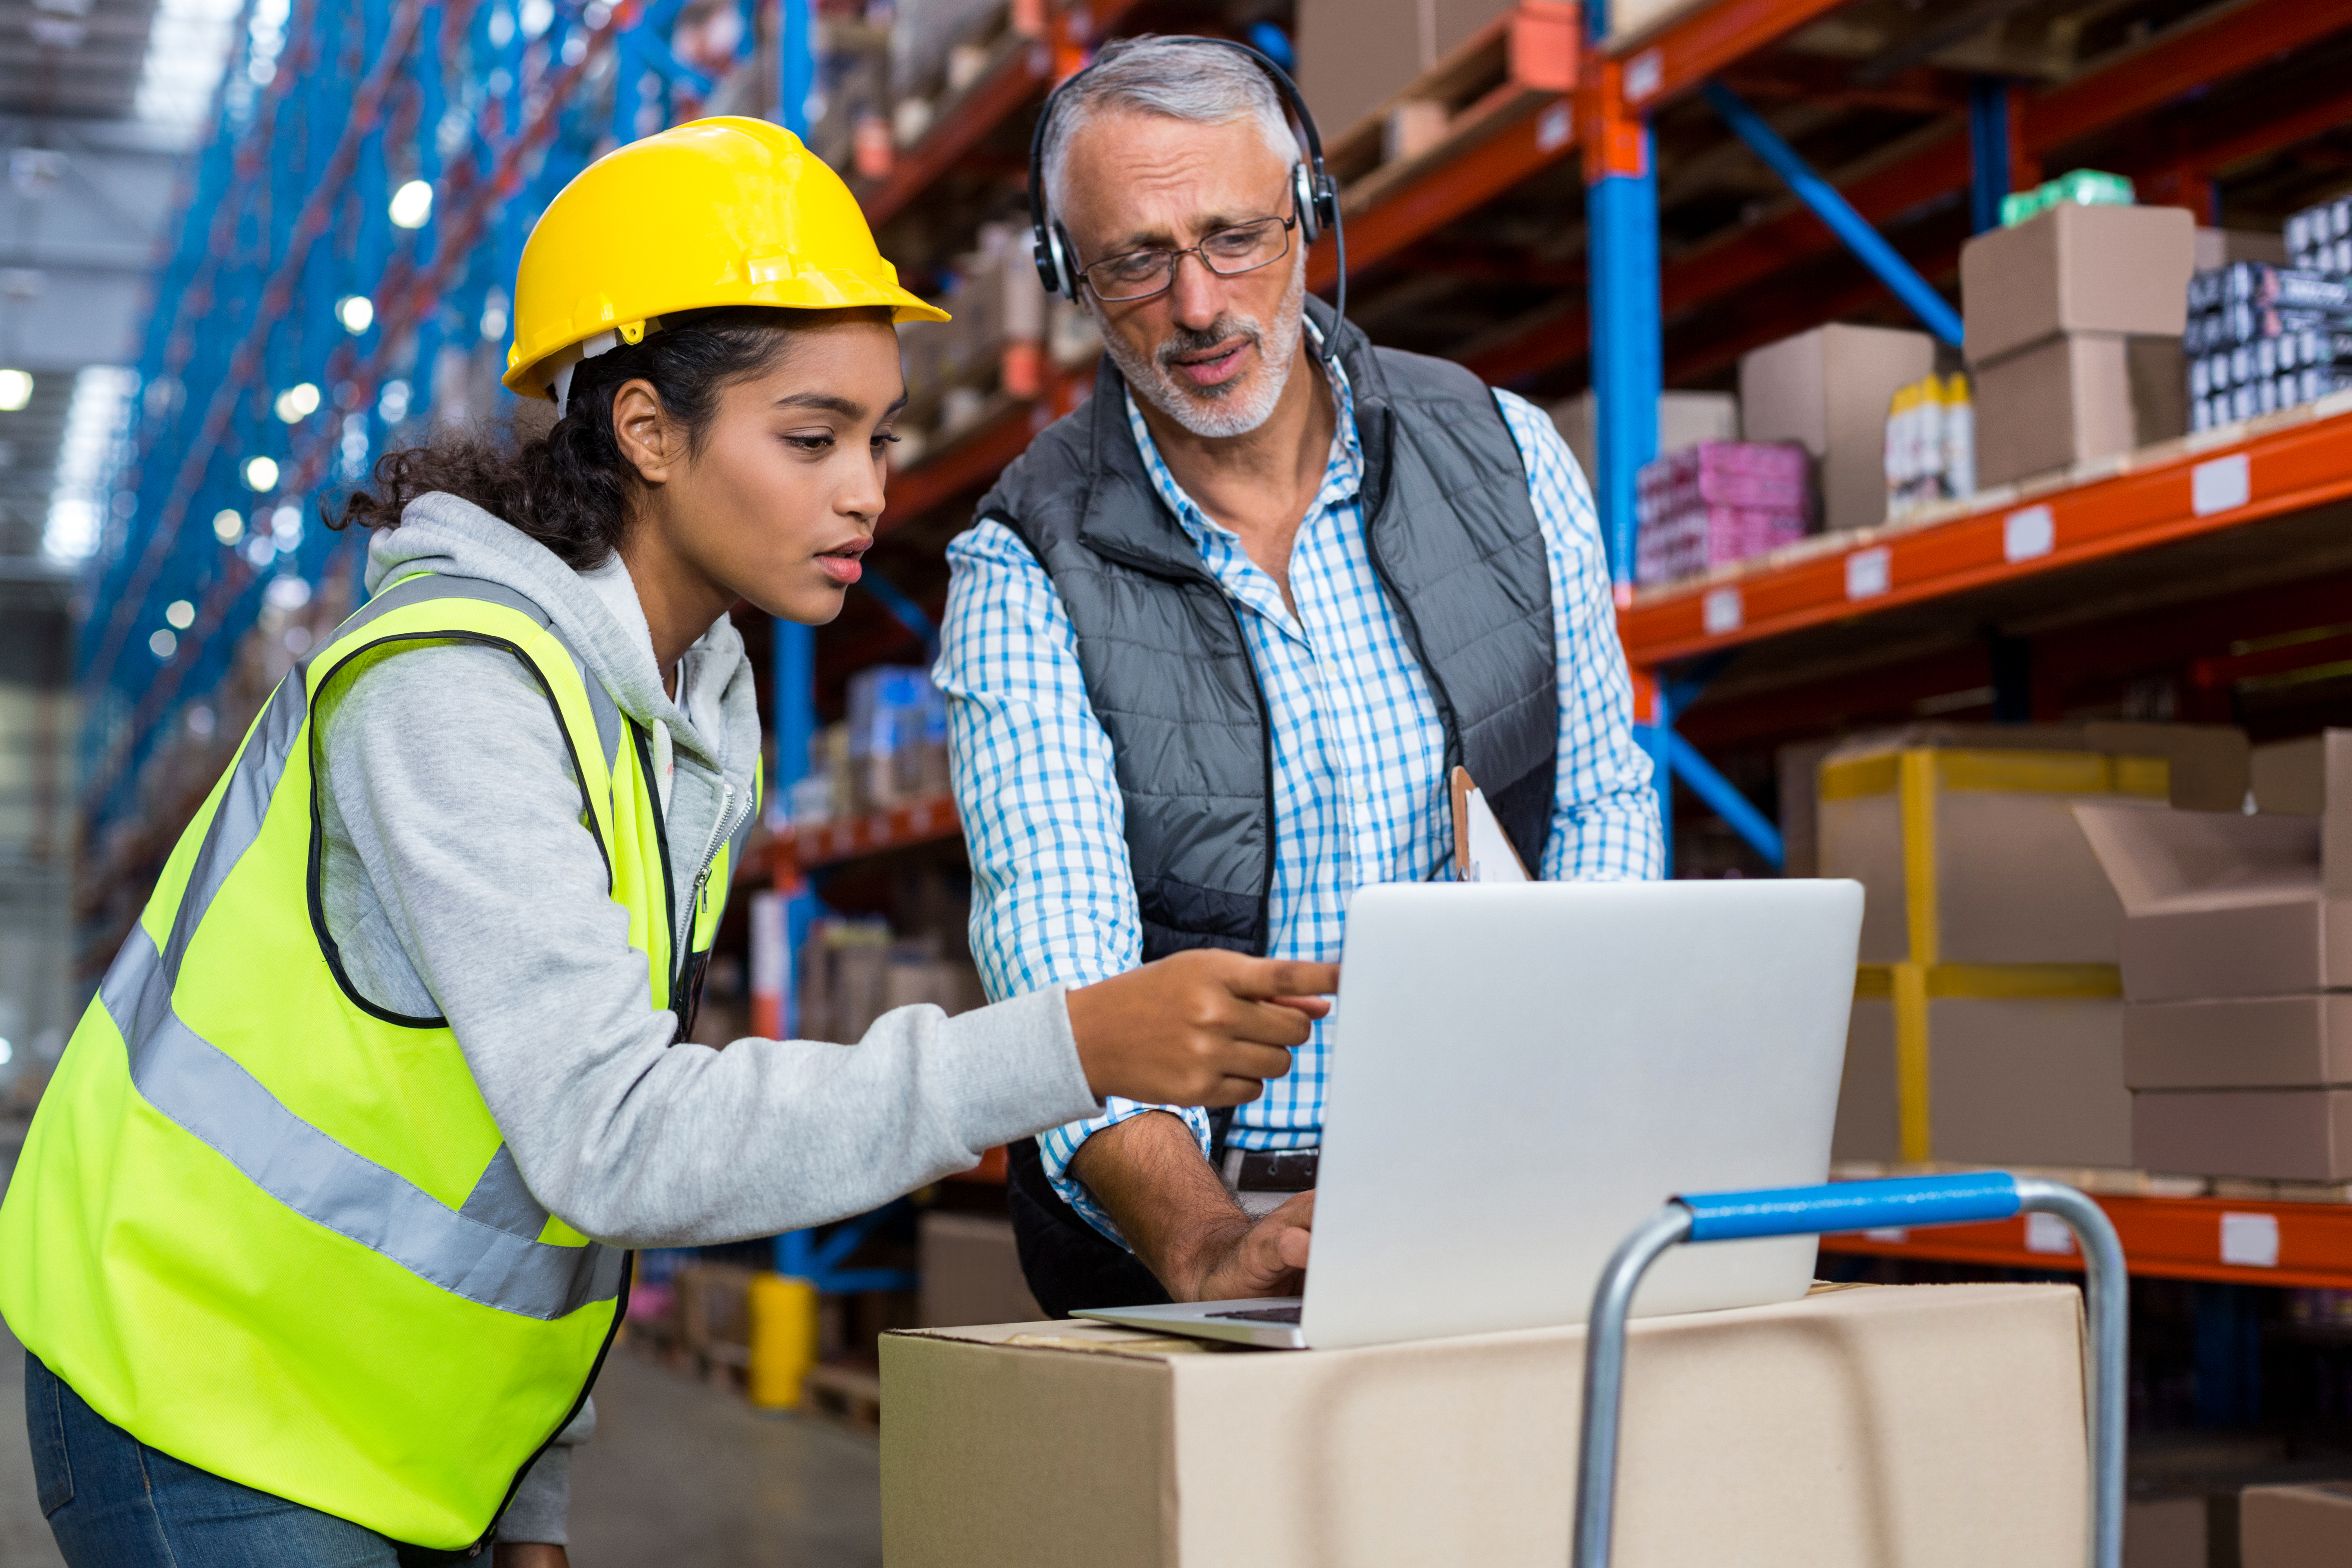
[1822,1193,2352,1292]
[1617,404,2352,668]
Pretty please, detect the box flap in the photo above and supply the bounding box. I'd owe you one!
[2071,801,2318,915]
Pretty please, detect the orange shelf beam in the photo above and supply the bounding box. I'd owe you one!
[762,794,963,882]
[1822,1193,2352,1291]
[1617,403,2352,668]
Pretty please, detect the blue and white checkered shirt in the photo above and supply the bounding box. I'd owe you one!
[935,352,1663,1244]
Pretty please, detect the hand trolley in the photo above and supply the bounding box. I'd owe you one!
[1570,1171,2127,1568]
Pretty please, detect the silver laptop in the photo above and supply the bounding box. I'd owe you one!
[1076,879,1864,1350]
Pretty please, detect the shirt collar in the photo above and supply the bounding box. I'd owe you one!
[1123,320,1363,550]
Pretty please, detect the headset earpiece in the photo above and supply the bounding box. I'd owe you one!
[1034,220,1078,298]
[1293,161,1322,247]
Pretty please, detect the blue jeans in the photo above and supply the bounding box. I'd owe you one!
[24,1351,473,1567]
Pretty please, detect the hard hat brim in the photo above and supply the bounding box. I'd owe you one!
[501,286,949,401]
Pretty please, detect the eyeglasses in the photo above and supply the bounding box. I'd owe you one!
[1077,212,1298,303]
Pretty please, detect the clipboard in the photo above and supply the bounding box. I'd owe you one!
[1450,766,1531,883]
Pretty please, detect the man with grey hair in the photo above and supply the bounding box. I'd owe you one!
[935,35,1663,1318]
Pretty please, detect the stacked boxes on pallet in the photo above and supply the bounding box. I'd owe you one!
[1958,202,2196,486]
[1631,441,1810,585]
[2286,194,2352,279]
[2075,732,2352,1185]
[1819,723,2249,1169]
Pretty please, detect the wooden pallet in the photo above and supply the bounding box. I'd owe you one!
[803,1362,883,1430]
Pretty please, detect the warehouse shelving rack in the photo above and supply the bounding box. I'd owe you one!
[759,0,2352,1315]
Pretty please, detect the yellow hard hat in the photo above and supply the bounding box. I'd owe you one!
[502,116,949,403]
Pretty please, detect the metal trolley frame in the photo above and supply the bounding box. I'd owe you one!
[1570,1172,2128,1568]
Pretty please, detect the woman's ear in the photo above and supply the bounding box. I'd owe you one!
[611,378,678,484]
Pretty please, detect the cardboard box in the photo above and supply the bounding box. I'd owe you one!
[2253,735,2325,813]
[1961,203,2197,365]
[1821,742,2167,965]
[1973,332,2188,488]
[881,1283,2090,1568]
[2074,734,2352,1002]
[2241,1482,2352,1568]
[2125,995,2352,1089]
[1741,323,1937,534]
[2133,1088,2352,1180]
[1549,389,1740,494]
[918,1211,1042,1328]
[2123,1495,2209,1568]
[1296,0,1513,139]
[1838,994,2129,1166]
[2195,227,2290,270]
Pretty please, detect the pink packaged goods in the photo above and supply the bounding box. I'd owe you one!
[1637,505,1806,585]
[1634,441,1814,585]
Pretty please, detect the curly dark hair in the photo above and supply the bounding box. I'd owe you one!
[332,305,864,568]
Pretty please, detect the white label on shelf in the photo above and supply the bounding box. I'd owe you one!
[2004,505,2055,563]
[1863,1227,1909,1244]
[2220,1211,2280,1268]
[1625,49,1664,105]
[1702,586,1742,635]
[2192,452,2252,516]
[1536,102,1572,153]
[2025,1212,2075,1255]
[1845,546,1891,601]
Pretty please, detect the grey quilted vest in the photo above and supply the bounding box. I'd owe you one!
[978,301,1557,958]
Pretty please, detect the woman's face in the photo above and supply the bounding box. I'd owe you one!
[621,312,906,626]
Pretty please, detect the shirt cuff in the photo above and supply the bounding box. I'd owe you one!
[1038,1100,1216,1250]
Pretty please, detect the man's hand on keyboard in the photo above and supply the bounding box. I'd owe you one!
[1183,1190,1312,1303]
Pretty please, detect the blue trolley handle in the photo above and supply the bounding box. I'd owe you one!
[1569,1172,2127,1568]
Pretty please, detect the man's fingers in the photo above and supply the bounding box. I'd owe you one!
[1224,998,1318,1048]
[1207,1074,1270,1107]
[1224,958,1341,1001]
[1267,995,1333,1019]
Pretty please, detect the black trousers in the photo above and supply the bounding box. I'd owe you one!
[1004,1111,1233,1320]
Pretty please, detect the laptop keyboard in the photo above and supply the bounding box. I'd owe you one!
[1205,1305,1302,1325]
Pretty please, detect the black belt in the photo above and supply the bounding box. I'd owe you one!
[1226,1147,1320,1193]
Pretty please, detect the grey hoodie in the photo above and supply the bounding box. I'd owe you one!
[318,493,1100,1541]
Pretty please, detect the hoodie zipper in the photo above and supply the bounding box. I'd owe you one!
[630,722,748,1039]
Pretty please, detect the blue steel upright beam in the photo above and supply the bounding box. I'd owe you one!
[1967,78,2013,235]
[1704,82,1964,346]
[1586,49,1659,587]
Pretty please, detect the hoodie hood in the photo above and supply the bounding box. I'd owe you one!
[365,491,758,784]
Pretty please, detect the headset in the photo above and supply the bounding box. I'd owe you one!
[1027,35,1348,365]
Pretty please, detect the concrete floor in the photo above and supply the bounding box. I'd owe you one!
[0,1322,882,1567]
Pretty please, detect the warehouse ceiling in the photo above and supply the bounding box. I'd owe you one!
[0,0,229,562]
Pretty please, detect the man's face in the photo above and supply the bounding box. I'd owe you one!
[1057,111,1307,439]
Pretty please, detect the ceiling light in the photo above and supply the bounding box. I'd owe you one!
[336,294,374,333]
[165,599,195,629]
[212,508,244,544]
[0,369,31,411]
[242,454,279,491]
[389,179,432,229]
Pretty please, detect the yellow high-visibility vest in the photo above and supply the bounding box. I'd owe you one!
[0,574,754,1549]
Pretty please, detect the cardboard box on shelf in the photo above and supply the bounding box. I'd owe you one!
[1740,324,1937,534]
[1960,203,2197,366]
[2252,735,2325,813]
[2074,733,2352,1002]
[2241,1481,2352,1568]
[1548,388,1740,493]
[1819,732,2249,967]
[2125,995,2352,1089]
[1295,0,1512,141]
[917,1212,1040,1329]
[882,1283,2090,1568]
[2123,1494,2210,1568]
[2133,1088,2352,1181]
[1838,992,2129,1167]
[2196,227,2291,270]
[1972,332,2187,489]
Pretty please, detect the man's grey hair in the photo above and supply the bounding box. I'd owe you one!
[1039,35,1300,226]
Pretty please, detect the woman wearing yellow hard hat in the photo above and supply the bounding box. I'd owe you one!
[2,117,1331,1567]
